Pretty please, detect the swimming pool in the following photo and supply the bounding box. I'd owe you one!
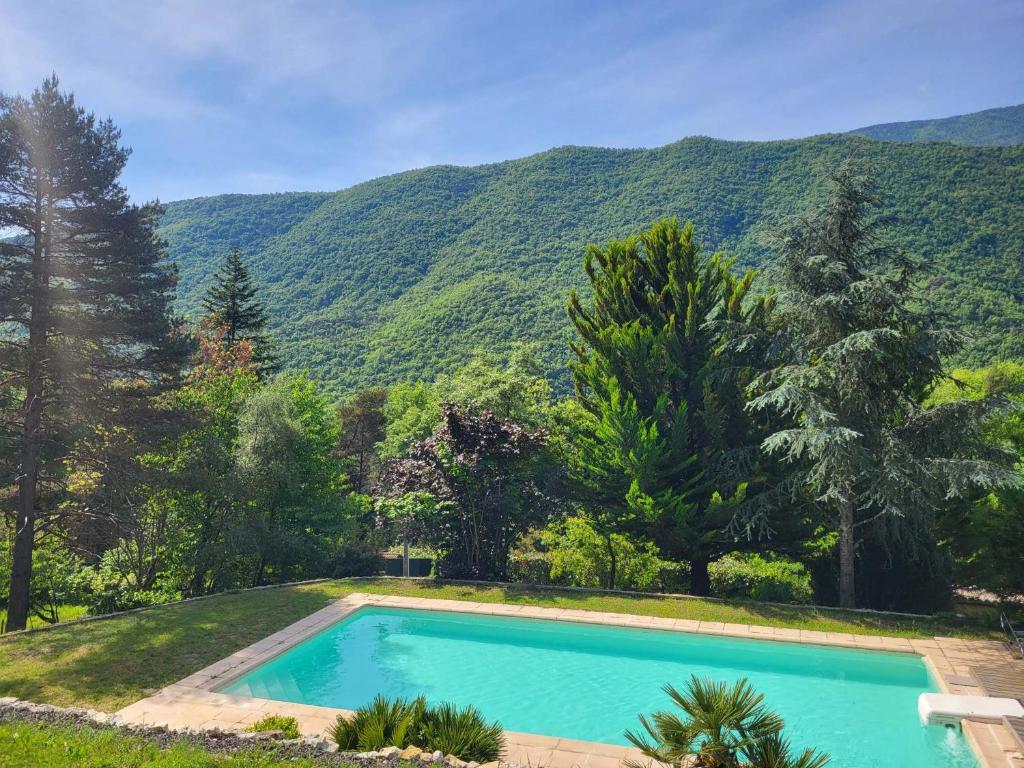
[221,606,977,768]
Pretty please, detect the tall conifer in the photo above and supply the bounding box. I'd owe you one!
[0,77,187,631]
[202,248,276,376]
[567,218,777,595]
[750,161,1019,608]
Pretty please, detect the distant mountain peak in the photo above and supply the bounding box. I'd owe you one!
[849,103,1024,146]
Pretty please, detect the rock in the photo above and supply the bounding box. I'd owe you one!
[379,745,402,757]
[356,751,379,759]
[445,755,467,768]
[419,752,434,763]
[302,736,330,751]
[431,751,444,763]
[0,697,19,706]
[399,745,424,760]
[465,762,479,768]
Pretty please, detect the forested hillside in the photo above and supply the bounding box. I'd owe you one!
[161,134,1024,395]
[850,104,1024,146]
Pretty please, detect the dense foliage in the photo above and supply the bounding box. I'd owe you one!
[927,361,1024,598]
[159,132,1024,396]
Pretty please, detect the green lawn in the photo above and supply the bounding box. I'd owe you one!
[0,605,88,632]
[0,720,352,767]
[0,578,1002,713]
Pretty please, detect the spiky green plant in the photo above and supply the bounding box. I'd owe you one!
[741,732,830,768]
[421,701,505,763]
[625,676,784,768]
[329,694,427,751]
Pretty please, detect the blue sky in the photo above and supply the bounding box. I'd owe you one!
[1,0,1021,202]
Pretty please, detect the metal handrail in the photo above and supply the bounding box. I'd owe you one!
[1002,612,1024,657]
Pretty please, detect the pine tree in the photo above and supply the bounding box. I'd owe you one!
[750,161,1020,608]
[202,248,276,376]
[337,387,388,494]
[567,218,777,595]
[0,76,187,631]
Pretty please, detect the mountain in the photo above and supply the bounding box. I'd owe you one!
[850,104,1024,146]
[160,134,1024,396]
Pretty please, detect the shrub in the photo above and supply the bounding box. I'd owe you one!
[540,517,666,591]
[420,702,504,763]
[709,554,813,604]
[85,585,171,616]
[330,696,504,763]
[508,550,553,585]
[245,714,300,739]
[332,537,384,578]
[330,695,427,752]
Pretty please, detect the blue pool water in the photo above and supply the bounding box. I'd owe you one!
[221,607,976,768]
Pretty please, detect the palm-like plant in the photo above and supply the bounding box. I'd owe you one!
[329,695,505,763]
[421,701,505,763]
[741,733,830,768]
[330,694,427,751]
[625,676,785,768]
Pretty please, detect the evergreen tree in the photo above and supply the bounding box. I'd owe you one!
[750,161,1019,608]
[337,387,388,494]
[202,248,276,376]
[567,218,776,595]
[0,77,187,631]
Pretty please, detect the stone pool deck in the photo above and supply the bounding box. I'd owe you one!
[115,592,1023,768]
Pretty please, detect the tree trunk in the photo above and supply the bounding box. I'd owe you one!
[690,556,711,596]
[838,499,857,609]
[402,538,410,577]
[6,191,49,634]
[7,444,38,632]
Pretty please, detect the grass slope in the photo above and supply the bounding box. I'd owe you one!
[160,133,1024,396]
[0,579,1000,713]
[850,103,1024,146]
[0,720,345,768]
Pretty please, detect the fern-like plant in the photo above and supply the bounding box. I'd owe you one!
[421,701,504,763]
[330,694,427,751]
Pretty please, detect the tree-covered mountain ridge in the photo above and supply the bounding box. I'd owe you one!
[160,130,1024,396]
[849,103,1024,146]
